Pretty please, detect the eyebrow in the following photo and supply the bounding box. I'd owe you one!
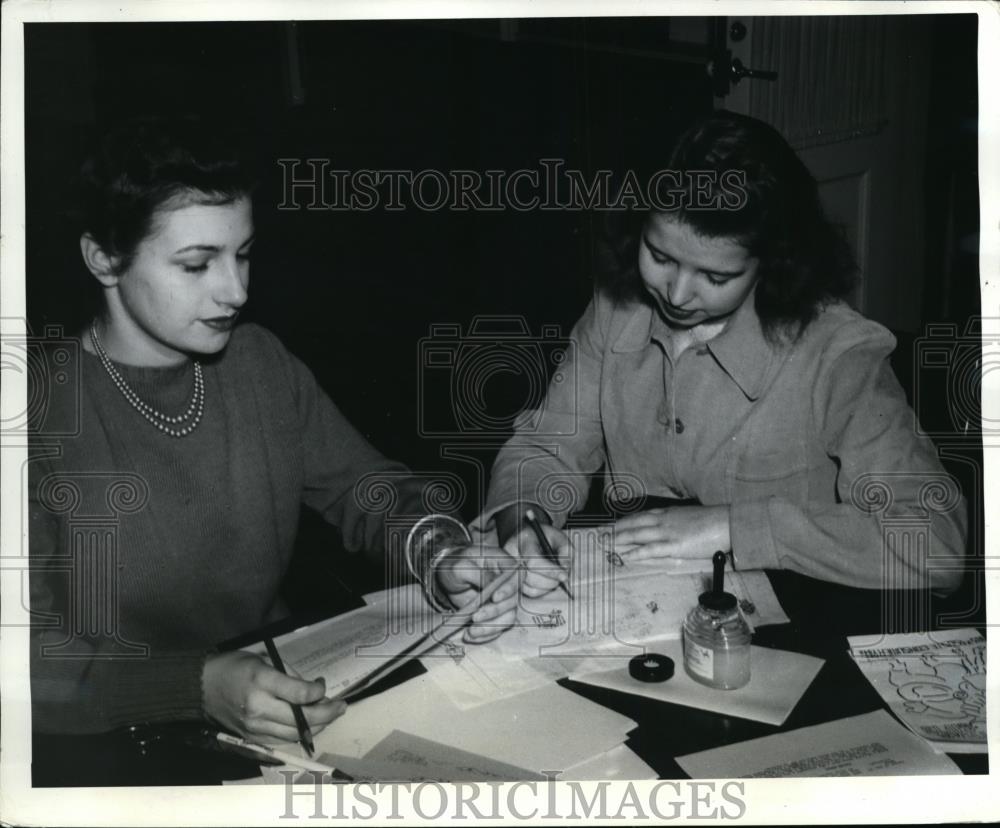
[642,233,746,278]
[172,233,256,256]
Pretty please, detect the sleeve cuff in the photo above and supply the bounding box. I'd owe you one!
[469,499,522,536]
[112,652,209,727]
[729,499,782,571]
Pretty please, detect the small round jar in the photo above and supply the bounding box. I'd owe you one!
[682,594,752,690]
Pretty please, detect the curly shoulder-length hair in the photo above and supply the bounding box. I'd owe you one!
[598,111,857,342]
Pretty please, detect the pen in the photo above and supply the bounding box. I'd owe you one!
[524,509,574,600]
[216,731,351,779]
[263,637,315,758]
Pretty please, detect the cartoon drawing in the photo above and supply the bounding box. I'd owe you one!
[530,609,566,628]
[885,646,986,724]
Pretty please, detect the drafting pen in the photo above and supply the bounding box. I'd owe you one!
[263,637,315,758]
[334,561,524,702]
[524,509,574,600]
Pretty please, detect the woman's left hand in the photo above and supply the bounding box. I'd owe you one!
[435,546,520,644]
[611,505,731,560]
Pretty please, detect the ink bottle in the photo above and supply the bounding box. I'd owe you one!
[682,551,752,690]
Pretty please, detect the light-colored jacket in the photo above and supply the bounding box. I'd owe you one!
[476,289,967,593]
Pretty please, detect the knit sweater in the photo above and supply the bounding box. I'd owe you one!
[29,323,426,735]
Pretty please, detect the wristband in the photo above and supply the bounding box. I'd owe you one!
[405,514,472,611]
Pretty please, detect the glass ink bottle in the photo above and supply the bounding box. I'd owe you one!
[682,550,752,690]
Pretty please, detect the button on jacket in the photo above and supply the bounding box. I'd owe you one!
[477,289,966,592]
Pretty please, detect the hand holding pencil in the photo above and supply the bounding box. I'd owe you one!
[201,650,347,748]
[494,503,574,599]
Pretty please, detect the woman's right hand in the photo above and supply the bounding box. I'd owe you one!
[202,650,347,743]
[494,503,573,598]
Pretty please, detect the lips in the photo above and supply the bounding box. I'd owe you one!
[202,314,239,332]
[660,300,697,320]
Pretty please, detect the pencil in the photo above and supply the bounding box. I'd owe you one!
[334,561,524,702]
[524,509,574,600]
[263,637,315,757]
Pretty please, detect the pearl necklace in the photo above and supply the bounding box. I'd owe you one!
[89,323,205,438]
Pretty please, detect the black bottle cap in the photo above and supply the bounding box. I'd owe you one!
[698,550,738,612]
[629,653,674,682]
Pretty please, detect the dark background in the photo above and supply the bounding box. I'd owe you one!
[25,19,713,467]
[24,17,982,609]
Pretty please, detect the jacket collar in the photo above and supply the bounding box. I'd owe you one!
[610,295,778,401]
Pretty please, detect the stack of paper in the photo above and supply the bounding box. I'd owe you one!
[320,731,545,781]
[233,728,657,785]
[847,628,987,753]
[240,524,793,781]
[675,710,962,777]
[315,674,637,773]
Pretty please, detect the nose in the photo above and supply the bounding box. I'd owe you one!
[666,269,695,307]
[216,256,249,309]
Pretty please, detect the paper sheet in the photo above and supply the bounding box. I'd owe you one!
[320,730,544,781]
[847,628,987,753]
[492,566,788,662]
[558,743,658,781]
[675,710,962,778]
[420,642,569,709]
[314,674,636,773]
[243,603,438,696]
[571,639,824,726]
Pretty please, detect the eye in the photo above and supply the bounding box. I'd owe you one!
[237,250,252,263]
[180,262,209,274]
[705,274,729,287]
[642,235,676,266]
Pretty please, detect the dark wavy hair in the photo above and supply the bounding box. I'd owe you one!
[599,111,857,342]
[76,115,258,274]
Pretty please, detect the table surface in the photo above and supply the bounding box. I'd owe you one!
[31,570,988,786]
